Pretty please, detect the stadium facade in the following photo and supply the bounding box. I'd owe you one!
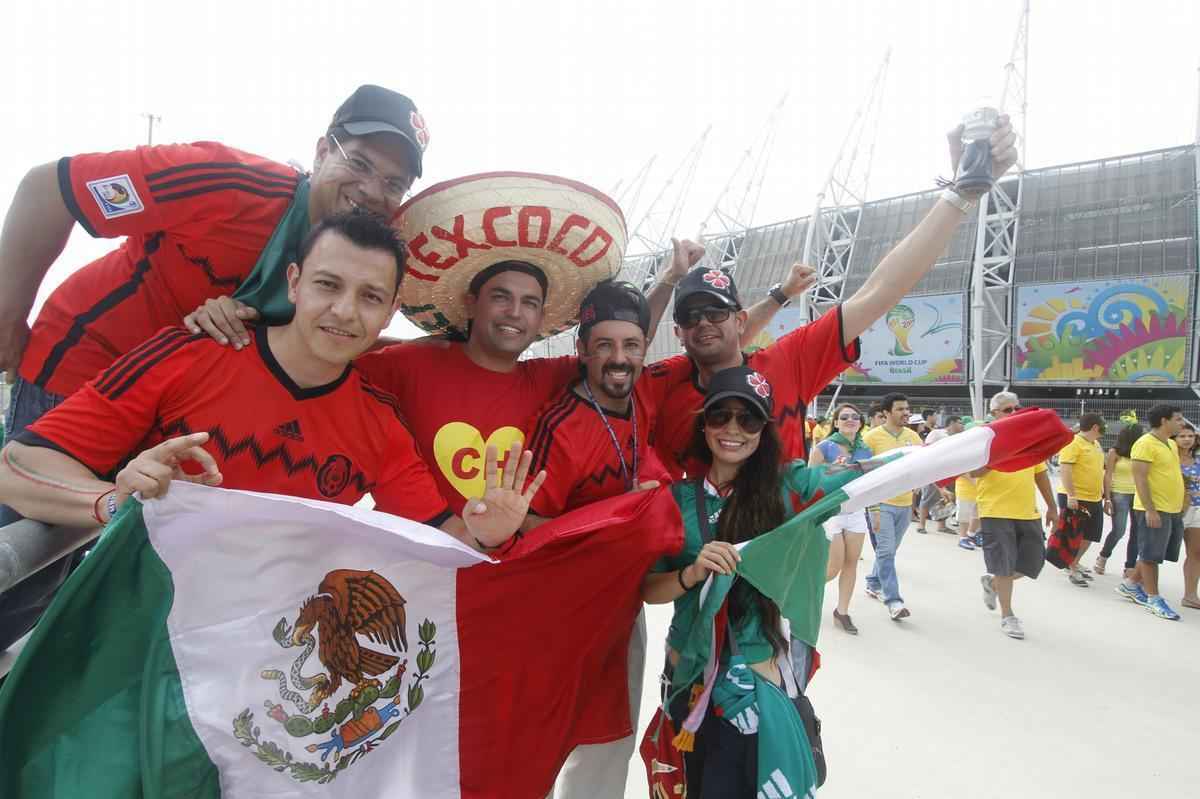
[535,144,1200,440]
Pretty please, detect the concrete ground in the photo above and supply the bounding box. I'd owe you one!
[624,515,1197,798]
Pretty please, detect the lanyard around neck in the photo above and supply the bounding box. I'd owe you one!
[581,380,638,491]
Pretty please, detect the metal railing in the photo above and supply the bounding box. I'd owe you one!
[0,519,98,595]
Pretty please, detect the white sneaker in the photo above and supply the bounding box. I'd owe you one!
[1000,615,1025,639]
[980,575,997,611]
[888,602,911,621]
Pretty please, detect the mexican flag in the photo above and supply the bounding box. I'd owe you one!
[0,481,681,798]
[730,408,1070,648]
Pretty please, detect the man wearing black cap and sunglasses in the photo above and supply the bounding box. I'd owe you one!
[645,115,1019,481]
[0,84,428,653]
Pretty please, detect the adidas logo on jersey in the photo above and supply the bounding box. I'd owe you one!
[274,419,304,442]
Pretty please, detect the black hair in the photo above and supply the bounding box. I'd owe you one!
[1078,412,1105,434]
[467,260,549,301]
[868,402,884,417]
[296,209,406,296]
[880,393,908,413]
[944,415,963,426]
[686,401,788,656]
[1114,423,1143,458]
[922,409,935,420]
[1176,421,1197,459]
[831,402,865,427]
[1148,404,1182,429]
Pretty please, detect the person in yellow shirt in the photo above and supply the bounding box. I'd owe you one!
[974,392,1058,640]
[1119,403,1185,620]
[1058,412,1107,587]
[862,392,922,621]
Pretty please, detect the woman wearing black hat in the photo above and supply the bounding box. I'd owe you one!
[642,365,831,797]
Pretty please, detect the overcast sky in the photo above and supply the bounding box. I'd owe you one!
[3,0,1197,339]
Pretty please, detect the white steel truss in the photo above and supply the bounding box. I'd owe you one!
[697,95,788,274]
[797,50,890,321]
[970,0,1029,418]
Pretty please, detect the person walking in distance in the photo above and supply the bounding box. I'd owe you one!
[809,402,872,634]
[1118,404,1185,620]
[975,392,1058,640]
[1058,413,1107,587]
[1096,421,1143,577]
[1172,422,1199,610]
[862,393,922,621]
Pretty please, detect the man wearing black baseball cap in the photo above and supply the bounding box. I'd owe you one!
[0,83,428,653]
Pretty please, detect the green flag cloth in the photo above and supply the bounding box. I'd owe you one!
[231,176,311,324]
[0,499,220,799]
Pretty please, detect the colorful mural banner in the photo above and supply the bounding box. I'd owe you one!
[1013,275,1194,384]
[750,293,965,385]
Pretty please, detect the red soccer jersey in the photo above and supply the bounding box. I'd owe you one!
[18,325,449,524]
[642,304,860,479]
[20,142,299,396]
[355,340,580,507]
[524,381,670,517]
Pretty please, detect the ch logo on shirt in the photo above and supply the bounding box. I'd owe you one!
[432,422,523,499]
[86,174,144,219]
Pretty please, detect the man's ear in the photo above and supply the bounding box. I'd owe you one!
[313,136,331,172]
[734,308,749,333]
[286,262,301,304]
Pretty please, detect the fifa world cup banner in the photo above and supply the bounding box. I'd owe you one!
[749,295,965,385]
[1013,275,1194,384]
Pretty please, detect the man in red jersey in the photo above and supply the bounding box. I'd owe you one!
[0,85,429,501]
[0,213,543,633]
[519,279,672,794]
[645,116,1019,480]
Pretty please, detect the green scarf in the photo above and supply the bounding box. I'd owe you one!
[231,176,312,325]
[825,429,864,454]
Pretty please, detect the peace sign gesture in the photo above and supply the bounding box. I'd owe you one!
[461,443,547,549]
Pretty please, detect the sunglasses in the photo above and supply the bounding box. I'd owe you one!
[676,306,733,329]
[704,407,767,434]
[838,413,862,421]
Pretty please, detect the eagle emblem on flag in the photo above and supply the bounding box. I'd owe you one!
[231,569,438,784]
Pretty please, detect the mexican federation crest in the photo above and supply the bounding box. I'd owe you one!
[232,569,437,784]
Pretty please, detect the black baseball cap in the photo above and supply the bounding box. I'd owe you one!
[329,85,429,178]
[578,280,651,339]
[703,366,773,419]
[672,267,741,324]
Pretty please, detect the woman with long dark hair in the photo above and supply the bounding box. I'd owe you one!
[642,366,830,796]
[1096,422,1143,576]
[1173,422,1199,609]
[809,401,871,634]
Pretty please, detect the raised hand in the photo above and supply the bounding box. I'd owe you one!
[684,540,741,584]
[946,113,1018,193]
[183,295,260,349]
[780,262,818,298]
[114,432,222,508]
[664,237,706,283]
[462,443,547,548]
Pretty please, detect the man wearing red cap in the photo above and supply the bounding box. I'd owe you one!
[0,85,430,652]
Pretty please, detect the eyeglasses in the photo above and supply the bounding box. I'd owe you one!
[838,413,861,421]
[328,134,413,202]
[704,407,767,434]
[995,406,1020,415]
[676,306,732,329]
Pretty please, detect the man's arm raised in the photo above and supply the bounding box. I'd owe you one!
[737,261,818,347]
[0,163,77,380]
[840,116,1017,346]
[644,238,704,344]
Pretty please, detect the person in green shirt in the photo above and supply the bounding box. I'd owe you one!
[642,365,838,796]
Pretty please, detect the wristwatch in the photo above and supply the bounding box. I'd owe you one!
[939,187,976,214]
[769,283,790,307]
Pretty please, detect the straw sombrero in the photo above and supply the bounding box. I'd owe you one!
[393,172,627,339]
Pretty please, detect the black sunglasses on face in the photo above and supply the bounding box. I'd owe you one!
[704,407,767,434]
[676,306,733,329]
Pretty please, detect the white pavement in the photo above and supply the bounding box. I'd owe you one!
[624,520,1197,798]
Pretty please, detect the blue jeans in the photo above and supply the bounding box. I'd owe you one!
[1099,492,1138,570]
[1,375,72,653]
[866,502,910,606]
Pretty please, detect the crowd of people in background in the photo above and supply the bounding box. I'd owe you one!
[805,394,1200,637]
